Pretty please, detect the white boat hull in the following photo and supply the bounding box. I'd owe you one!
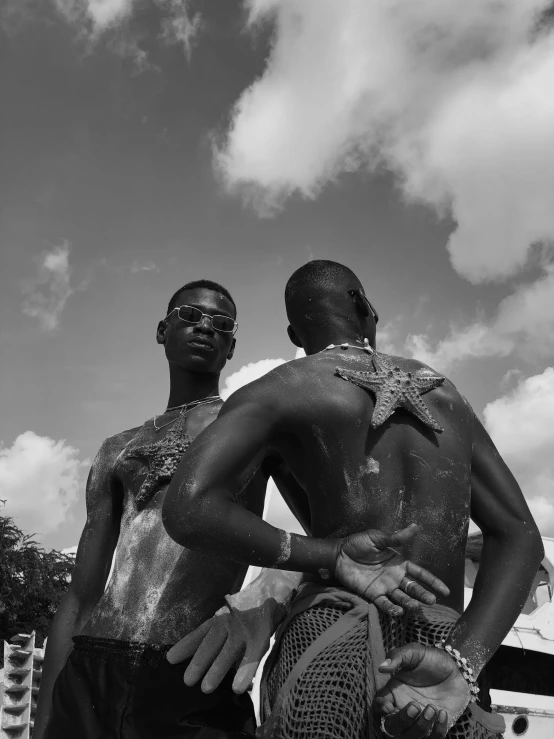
[491,690,554,738]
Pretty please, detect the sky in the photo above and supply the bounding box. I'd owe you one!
[1,0,554,552]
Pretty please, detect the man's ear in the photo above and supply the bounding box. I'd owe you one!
[287,325,302,348]
[156,320,167,345]
[353,289,370,318]
[227,337,236,361]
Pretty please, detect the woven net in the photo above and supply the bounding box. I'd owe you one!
[262,605,503,739]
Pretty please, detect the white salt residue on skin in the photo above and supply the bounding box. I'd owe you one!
[89,499,185,642]
[364,457,380,475]
[273,531,292,566]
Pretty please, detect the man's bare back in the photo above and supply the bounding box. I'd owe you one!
[265,349,472,611]
[82,401,265,645]
[164,259,543,737]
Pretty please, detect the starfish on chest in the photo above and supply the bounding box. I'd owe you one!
[335,353,445,432]
[126,413,192,511]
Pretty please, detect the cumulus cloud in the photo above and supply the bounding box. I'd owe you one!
[406,264,554,372]
[156,0,201,58]
[22,242,75,331]
[483,368,554,536]
[216,0,554,283]
[221,357,289,400]
[0,431,86,538]
[53,0,134,32]
[51,0,201,61]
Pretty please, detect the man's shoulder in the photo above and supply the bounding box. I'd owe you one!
[378,352,473,407]
[94,425,143,464]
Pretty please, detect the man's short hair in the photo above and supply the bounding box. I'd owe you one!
[167,280,236,317]
[285,260,361,305]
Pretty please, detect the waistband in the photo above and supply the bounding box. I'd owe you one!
[72,635,174,666]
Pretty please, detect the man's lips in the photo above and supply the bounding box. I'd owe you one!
[188,338,215,351]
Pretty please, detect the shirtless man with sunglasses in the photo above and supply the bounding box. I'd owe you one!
[34,278,445,739]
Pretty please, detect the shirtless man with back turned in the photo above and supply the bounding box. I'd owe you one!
[163,260,544,739]
[34,277,445,739]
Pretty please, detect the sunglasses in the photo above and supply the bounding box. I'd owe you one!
[165,305,238,334]
[348,289,379,324]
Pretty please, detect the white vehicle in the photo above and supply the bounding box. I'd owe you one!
[465,535,554,738]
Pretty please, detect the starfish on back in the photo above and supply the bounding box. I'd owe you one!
[335,353,445,433]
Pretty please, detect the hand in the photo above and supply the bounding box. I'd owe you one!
[380,702,449,739]
[334,523,450,616]
[167,591,286,694]
[375,642,471,732]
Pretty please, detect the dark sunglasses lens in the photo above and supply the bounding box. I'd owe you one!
[178,305,203,323]
[212,316,235,332]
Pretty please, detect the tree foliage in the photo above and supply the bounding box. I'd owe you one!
[0,504,75,664]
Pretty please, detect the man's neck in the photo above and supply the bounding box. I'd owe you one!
[166,365,221,410]
[303,328,376,356]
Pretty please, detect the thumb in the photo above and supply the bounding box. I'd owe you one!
[387,523,419,549]
[378,643,426,674]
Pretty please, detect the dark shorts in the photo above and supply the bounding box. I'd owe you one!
[43,635,256,739]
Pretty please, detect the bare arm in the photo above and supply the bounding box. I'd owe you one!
[33,438,124,739]
[163,382,339,575]
[447,414,544,673]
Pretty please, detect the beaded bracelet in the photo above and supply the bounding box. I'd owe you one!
[434,640,480,702]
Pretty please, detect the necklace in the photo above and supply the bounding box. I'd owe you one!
[153,396,221,432]
[128,395,221,510]
[324,337,374,355]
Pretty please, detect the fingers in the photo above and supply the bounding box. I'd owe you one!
[381,704,449,739]
[429,710,449,739]
[232,645,265,694]
[373,594,404,618]
[380,702,422,736]
[183,628,227,687]
[378,643,427,674]
[401,706,442,739]
[166,619,213,665]
[401,578,437,606]
[406,562,450,598]
[200,641,242,694]
[388,588,424,612]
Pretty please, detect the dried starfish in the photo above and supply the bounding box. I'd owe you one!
[336,353,445,432]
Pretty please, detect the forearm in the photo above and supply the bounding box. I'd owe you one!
[448,528,544,674]
[164,489,338,576]
[33,594,93,738]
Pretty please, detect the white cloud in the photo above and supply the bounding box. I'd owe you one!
[156,0,201,58]
[216,0,554,283]
[53,0,134,32]
[221,357,290,400]
[130,258,159,273]
[406,264,554,372]
[483,368,554,536]
[52,0,201,58]
[0,432,86,538]
[22,242,75,331]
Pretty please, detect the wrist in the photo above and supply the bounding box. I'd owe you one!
[434,640,479,703]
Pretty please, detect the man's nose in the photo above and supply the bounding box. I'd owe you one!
[194,315,215,333]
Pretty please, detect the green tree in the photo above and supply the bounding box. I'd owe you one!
[0,504,75,665]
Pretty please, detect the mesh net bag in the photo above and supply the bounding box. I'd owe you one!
[262,604,504,739]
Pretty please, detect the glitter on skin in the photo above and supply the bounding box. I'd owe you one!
[273,531,292,566]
